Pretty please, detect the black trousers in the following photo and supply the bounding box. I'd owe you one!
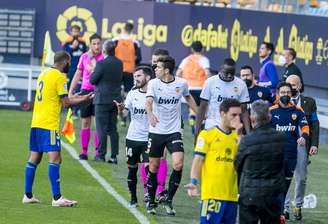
[95,103,119,159]
[239,195,283,224]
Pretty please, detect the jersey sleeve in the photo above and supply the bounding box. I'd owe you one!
[146,80,155,98]
[77,54,85,72]
[182,79,190,97]
[194,130,209,157]
[200,79,211,101]
[199,57,210,69]
[239,82,250,103]
[178,58,187,69]
[57,75,68,97]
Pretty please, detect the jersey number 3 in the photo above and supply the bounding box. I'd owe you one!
[37,81,44,102]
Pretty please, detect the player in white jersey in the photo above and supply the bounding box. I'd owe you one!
[145,56,197,215]
[115,66,154,208]
[195,58,250,137]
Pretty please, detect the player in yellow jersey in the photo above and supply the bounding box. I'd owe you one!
[185,99,243,224]
[22,51,93,207]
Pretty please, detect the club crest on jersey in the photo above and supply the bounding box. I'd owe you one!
[225,148,232,155]
[257,91,263,98]
[175,87,181,93]
[292,113,297,120]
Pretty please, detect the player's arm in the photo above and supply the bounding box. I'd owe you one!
[68,69,82,97]
[145,96,158,127]
[195,100,208,141]
[61,93,93,108]
[184,94,198,114]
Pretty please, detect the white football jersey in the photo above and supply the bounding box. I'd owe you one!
[147,77,189,134]
[200,75,250,129]
[125,89,149,141]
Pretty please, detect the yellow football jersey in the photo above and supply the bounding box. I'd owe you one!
[195,127,239,202]
[31,68,68,131]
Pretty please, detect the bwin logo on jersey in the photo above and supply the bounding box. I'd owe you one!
[158,97,179,104]
[217,95,230,102]
[276,123,296,132]
[133,107,147,114]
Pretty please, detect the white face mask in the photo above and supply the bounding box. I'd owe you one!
[279,55,287,66]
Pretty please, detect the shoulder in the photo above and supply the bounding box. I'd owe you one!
[175,76,188,85]
[269,104,279,111]
[302,95,316,104]
[295,105,305,113]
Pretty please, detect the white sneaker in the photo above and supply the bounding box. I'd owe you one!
[52,196,78,207]
[22,194,40,204]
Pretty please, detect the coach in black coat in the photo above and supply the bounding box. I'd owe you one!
[90,40,123,163]
[234,100,287,224]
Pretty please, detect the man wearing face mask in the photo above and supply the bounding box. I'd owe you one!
[258,42,279,96]
[240,65,275,107]
[195,58,250,138]
[269,82,309,220]
[284,75,319,220]
[281,48,304,93]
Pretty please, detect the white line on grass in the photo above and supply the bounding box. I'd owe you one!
[62,142,150,224]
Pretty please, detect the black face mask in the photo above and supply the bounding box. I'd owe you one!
[291,88,299,97]
[63,63,70,74]
[280,95,291,105]
[245,79,253,88]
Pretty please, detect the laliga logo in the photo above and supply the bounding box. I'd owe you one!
[56,6,97,44]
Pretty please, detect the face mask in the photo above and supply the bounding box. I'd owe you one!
[63,63,70,74]
[291,88,299,97]
[280,95,291,105]
[279,55,286,66]
[244,79,253,88]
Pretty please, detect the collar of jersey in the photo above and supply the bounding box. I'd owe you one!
[216,126,231,135]
[160,77,175,84]
[138,89,146,93]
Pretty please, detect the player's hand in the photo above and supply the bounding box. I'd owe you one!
[75,92,94,101]
[184,183,200,197]
[297,137,306,146]
[149,113,159,127]
[230,116,243,133]
[113,100,125,112]
[309,146,318,156]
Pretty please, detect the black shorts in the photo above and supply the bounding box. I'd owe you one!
[123,72,134,93]
[190,89,202,106]
[126,139,149,165]
[79,89,95,118]
[147,132,184,158]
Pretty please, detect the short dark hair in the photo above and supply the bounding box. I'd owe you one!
[71,25,81,31]
[89,33,101,43]
[153,48,169,56]
[54,51,70,64]
[135,65,155,79]
[220,99,241,113]
[103,40,116,56]
[240,65,253,74]
[223,58,236,67]
[191,41,203,52]
[157,56,175,74]
[277,81,292,91]
[287,48,297,60]
[262,42,275,55]
[124,22,134,33]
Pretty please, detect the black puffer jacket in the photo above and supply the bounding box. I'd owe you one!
[234,123,287,203]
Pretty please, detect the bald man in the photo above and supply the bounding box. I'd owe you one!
[285,75,319,221]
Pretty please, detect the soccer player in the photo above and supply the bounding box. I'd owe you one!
[145,56,197,215]
[114,65,154,207]
[69,34,104,160]
[185,99,243,224]
[22,51,93,206]
[195,58,250,138]
[239,65,275,108]
[269,82,309,219]
[258,42,279,96]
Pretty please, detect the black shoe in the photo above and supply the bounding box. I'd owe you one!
[94,156,105,162]
[293,207,302,221]
[107,157,118,164]
[163,200,176,216]
[156,190,168,204]
[284,209,290,220]
[130,198,138,208]
[147,202,157,215]
[79,154,88,160]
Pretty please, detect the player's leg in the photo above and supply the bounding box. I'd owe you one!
[156,149,168,202]
[79,116,91,160]
[140,163,148,196]
[164,132,184,216]
[23,128,43,204]
[222,201,237,224]
[146,133,165,214]
[283,158,297,219]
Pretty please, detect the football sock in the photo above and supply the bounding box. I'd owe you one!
[156,159,168,195]
[147,171,158,204]
[80,128,90,155]
[48,163,61,200]
[167,169,182,202]
[140,163,148,194]
[25,161,37,198]
[127,166,138,200]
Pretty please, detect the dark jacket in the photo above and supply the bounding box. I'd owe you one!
[300,95,320,152]
[282,63,304,92]
[90,56,123,104]
[234,123,287,204]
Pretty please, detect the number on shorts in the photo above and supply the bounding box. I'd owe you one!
[37,81,44,102]
[126,147,133,157]
[147,138,152,152]
[208,199,221,213]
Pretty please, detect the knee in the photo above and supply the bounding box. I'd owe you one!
[173,161,183,171]
[149,160,160,173]
[82,118,91,128]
